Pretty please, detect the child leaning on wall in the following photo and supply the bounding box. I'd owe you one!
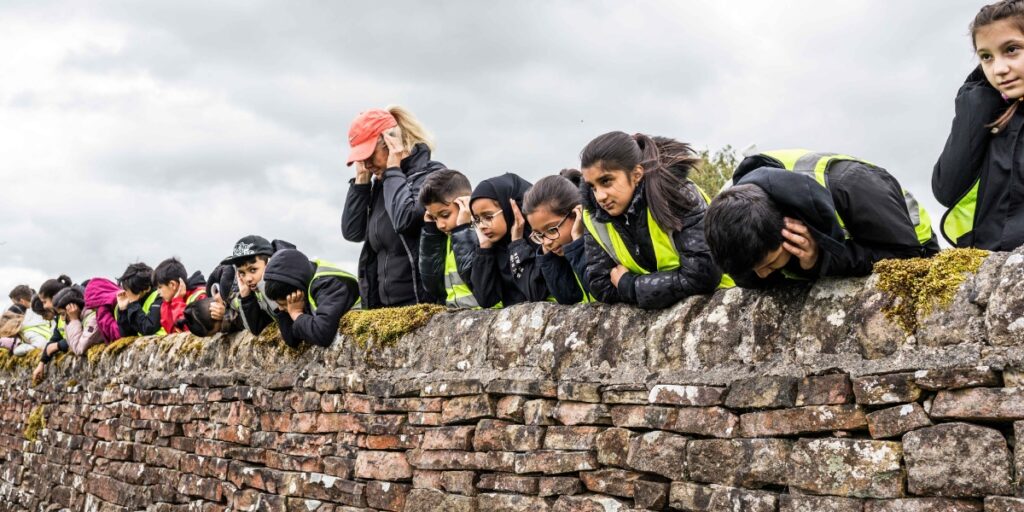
[152,258,206,334]
[418,169,481,309]
[262,249,359,348]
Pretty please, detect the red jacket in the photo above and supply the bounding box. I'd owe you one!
[160,287,207,334]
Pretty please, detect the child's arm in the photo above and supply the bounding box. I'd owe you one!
[509,239,549,302]
[625,214,722,310]
[341,180,372,242]
[450,224,478,286]
[933,71,1005,206]
[291,278,357,347]
[418,223,448,304]
[274,310,299,349]
[584,231,623,304]
[469,246,504,309]
[539,250,584,305]
[239,295,275,335]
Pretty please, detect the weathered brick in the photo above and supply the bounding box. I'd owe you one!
[376,397,443,413]
[422,380,483,397]
[647,384,725,406]
[789,438,904,498]
[724,375,798,409]
[595,428,634,467]
[524,399,557,426]
[579,468,644,498]
[634,480,669,509]
[739,404,867,437]
[557,382,602,403]
[986,496,1024,512]
[442,470,478,496]
[852,373,921,405]
[670,407,739,438]
[474,420,544,452]
[600,384,648,405]
[413,469,444,490]
[863,498,982,512]
[342,393,376,414]
[478,493,552,512]
[442,395,496,424]
[687,438,790,488]
[903,422,1012,497]
[780,494,863,512]
[407,449,516,472]
[543,426,602,451]
[486,379,557,398]
[514,451,598,475]
[931,387,1024,420]
[669,482,777,512]
[409,412,442,426]
[913,367,998,390]
[866,403,932,439]
[422,426,476,450]
[477,473,540,494]
[538,477,582,498]
[361,433,422,450]
[404,488,477,512]
[497,396,528,423]
[551,495,628,512]
[609,405,675,430]
[796,374,853,406]
[354,451,413,481]
[551,402,611,426]
[625,430,688,481]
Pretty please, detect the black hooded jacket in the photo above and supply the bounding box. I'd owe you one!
[226,239,296,335]
[537,237,592,304]
[468,173,545,308]
[730,163,938,288]
[116,292,163,337]
[582,181,721,309]
[263,249,359,348]
[419,223,479,304]
[342,143,445,308]
[933,67,1024,251]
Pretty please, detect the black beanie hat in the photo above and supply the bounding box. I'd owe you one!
[264,249,314,291]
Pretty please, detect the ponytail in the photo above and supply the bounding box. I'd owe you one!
[633,133,702,232]
[39,274,73,300]
[386,105,435,152]
[559,168,583,187]
[988,98,1023,134]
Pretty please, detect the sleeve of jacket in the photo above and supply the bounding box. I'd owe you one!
[509,239,549,302]
[239,294,274,335]
[341,180,372,242]
[383,161,444,235]
[419,223,448,303]
[274,310,298,349]
[822,166,927,277]
[584,231,623,304]
[450,224,478,285]
[291,277,358,347]
[933,71,1005,206]
[117,299,163,336]
[165,296,188,333]
[562,238,592,298]
[539,250,584,304]
[626,213,722,310]
[469,247,504,309]
[49,325,64,343]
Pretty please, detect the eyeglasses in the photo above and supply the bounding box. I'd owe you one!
[529,211,574,244]
[471,210,503,228]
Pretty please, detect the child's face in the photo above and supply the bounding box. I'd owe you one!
[471,198,507,243]
[236,259,267,293]
[157,281,179,302]
[425,200,460,234]
[527,206,575,257]
[976,19,1024,99]
[582,164,643,217]
[753,245,791,279]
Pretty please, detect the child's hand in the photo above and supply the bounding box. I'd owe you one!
[65,303,81,322]
[476,225,493,249]
[782,217,819,270]
[423,210,435,223]
[285,290,305,319]
[235,271,251,298]
[209,293,225,321]
[610,265,629,288]
[383,129,408,169]
[116,290,130,310]
[454,196,473,227]
[354,161,371,185]
[175,278,188,299]
[32,362,45,386]
[510,199,526,241]
[571,205,585,241]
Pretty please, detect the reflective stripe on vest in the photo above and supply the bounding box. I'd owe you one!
[185,289,206,305]
[444,237,479,308]
[308,259,360,313]
[20,322,53,342]
[760,149,934,245]
[56,316,66,338]
[940,178,980,246]
[572,269,595,304]
[583,192,735,290]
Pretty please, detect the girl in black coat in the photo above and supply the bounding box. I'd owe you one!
[468,173,544,308]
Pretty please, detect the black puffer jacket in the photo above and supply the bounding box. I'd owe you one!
[342,143,445,308]
[537,237,592,305]
[419,223,479,305]
[933,67,1024,250]
[264,249,359,348]
[582,182,721,309]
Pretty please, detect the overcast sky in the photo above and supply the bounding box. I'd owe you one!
[0,1,986,309]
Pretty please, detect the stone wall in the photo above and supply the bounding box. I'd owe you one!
[2,246,1024,511]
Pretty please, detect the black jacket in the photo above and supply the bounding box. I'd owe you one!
[264,249,359,348]
[215,239,296,335]
[582,182,721,309]
[7,304,26,315]
[537,238,592,305]
[468,173,535,308]
[730,164,939,288]
[509,239,548,302]
[341,143,445,308]
[933,67,1024,251]
[419,223,479,304]
[116,293,164,336]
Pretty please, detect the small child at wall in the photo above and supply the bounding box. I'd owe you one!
[33,280,122,382]
[262,249,359,348]
[115,263,165,337]
[152,258,207,334]
[218,235,296,335]
[7,285,33,314]
[418,169,481,308]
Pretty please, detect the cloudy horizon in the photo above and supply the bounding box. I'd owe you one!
[0,1,987,309]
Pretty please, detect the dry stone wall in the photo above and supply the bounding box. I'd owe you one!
[3,246,1024,511]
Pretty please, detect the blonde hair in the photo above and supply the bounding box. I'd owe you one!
[386,105,435,152]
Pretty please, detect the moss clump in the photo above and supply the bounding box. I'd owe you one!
[341,303,445,349]
[85,343,106,364]
[177,334,206,359]
[253,322,282,347]
[104,336,140,358]
[874,248,989,334]
[65,379,78,388]
[23,405,45,442]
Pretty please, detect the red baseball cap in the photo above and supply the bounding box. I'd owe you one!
[346,109,398,166]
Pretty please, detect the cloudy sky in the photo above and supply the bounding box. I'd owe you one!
[0,1,986,309]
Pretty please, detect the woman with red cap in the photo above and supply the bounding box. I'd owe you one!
[341,106,447,308]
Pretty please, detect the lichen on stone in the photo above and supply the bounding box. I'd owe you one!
[0,348,41,373]
[177,334,206,359]
[874,248,989,334]
[23,405,45,442]
[340,303,445,349]
[253,323,282,347]
[85,344,106,364]
[103,336,141,358]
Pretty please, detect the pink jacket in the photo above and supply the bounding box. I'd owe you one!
[85,278,121,343]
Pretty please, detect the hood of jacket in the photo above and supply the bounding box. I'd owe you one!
[470,172,534,245]
[84,278,120,309]
[264,249,314,291]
